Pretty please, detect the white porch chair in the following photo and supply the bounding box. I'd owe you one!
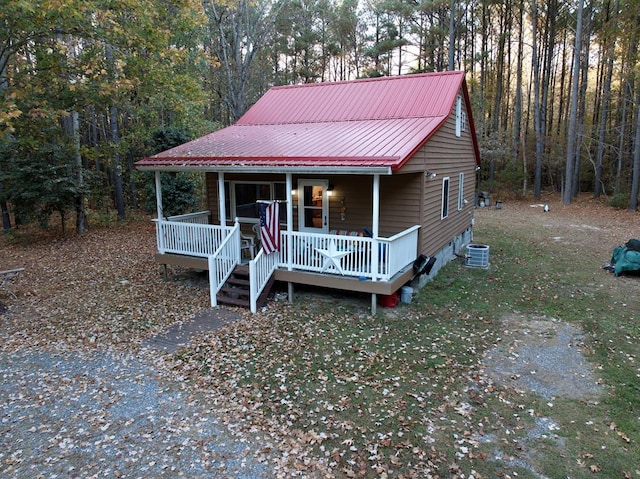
[240,231,255,259]
[252,223,262,250]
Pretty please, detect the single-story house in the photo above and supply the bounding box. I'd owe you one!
[136,70,481,314]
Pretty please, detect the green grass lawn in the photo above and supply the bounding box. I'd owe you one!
[176,209,640,478]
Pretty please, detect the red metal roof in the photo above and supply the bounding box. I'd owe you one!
[137,71,480,173]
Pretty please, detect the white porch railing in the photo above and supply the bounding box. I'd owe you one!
[378,225,421,279]
[279,225,420,281]
[249,249,279,314]
[153,214,420,310]
[154,216,230,256]
[166,211,211,224]
[208,222,241,307]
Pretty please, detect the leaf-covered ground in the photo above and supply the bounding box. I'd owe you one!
[1,195,639,478]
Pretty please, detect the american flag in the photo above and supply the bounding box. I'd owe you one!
[259,201,280,254]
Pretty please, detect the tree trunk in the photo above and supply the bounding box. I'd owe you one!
[0,55,12,233]
[205,0,280,123]
[630,82,640,211]
[448,0,455,70]
[105,42,126,220]
[0,181,10,233]
[110,106,126,221]
[572,13,591,198]
[532,0,544,199]
[594,49,614,197]
[72,110,88,233]
[615,81,628,195]
[512,0,524,164]
[563,0,584,205]
[492,1,507,135]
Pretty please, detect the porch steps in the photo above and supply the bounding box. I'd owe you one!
[216,265,275,309]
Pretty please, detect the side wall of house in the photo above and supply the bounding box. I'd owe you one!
[401,89,477,258]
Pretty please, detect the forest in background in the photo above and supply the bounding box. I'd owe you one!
[1,0,640,235]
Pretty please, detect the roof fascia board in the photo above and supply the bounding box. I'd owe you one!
[461,77,482,166]
[136,165,393,176]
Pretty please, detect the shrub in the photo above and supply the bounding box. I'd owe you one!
[608,192,630,209]
[144,172,199,217]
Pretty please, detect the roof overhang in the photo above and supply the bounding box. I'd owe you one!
[136,163,393,176]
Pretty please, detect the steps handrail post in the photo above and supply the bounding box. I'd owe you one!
[249,259,257,314]
[208,255,218,307]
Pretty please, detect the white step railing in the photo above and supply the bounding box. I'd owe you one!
[208,222,241,307]
[249,249,279,314]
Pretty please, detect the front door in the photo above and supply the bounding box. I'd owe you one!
[298,179,329,233]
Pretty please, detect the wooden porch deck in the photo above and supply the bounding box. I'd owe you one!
[155,252,414,296]
[153,213,420,312]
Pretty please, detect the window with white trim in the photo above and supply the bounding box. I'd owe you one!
[455,95,467,137]
[457,172,465,211]
[441,176,450,219]
[224,181,286,221]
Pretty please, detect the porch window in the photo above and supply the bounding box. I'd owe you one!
[225,181,287,221]
[457,172,464,211]
[441,176,450,219]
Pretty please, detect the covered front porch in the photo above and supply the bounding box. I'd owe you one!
[151,171,421,314]
[154,210,419,314]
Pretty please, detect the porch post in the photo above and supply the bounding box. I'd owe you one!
[371,174,380,281]
[286,173,294,303]
[155,171,167,278]
[155,171,163,219]
[372,174,380,237]
[371,174,381,314]
[218,172,226,226]
[286,173,293,270]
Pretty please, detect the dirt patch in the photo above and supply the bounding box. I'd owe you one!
[142,307,245,354]
[482,313,603,400]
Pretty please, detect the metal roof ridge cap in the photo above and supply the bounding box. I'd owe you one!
[236,114,447,127]
[268,70,464,90]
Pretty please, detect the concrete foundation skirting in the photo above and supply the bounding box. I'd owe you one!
[410,225,474,291]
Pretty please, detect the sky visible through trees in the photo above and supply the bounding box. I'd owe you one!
[1,0,640,234]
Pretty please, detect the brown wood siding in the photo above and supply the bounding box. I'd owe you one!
[326,176,372,233]
[378,174,423,237]
[205,173,219,223]
[415,101,477,256]
[205,173,424,237]
[206,166,473,254]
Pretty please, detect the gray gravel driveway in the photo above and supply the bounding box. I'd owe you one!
[0,349,271,478]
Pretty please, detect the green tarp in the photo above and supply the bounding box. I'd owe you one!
[610,240,640,277]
